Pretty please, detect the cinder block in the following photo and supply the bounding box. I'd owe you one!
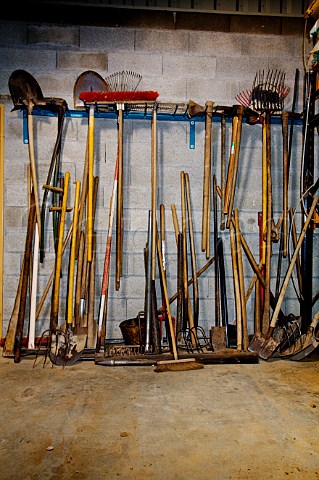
[4,252,21,274]
[80,26,135,51]
[216,55,269,81]
[0,47,56,70]
[135,30,189,53]
[187,77,232,106]
[163,54,217,78]
[5,185,27,208]
[242,35,296,58]
[57,51,107,71]
[27,25,80,47]
[189,31,243,56]
[32,72,79,107]
[108,52,162,76]
[4,207,24,229]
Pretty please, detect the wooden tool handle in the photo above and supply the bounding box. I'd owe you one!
[281,112,289,257]
[270,196,318,328]
[151,108,157,282]
[261,112,272,332]
[234,209,249,350]
[202,101,214,253]
[156,225,178,360]
[27,112,42,247]
[50,172,70,332]
[67,180,81,325]
[229,219,242,350]
[14,192,36,363]
[226,105,244,229]
[185,173,199,327]
[87,105,95,263]
[116,106,124,290]
[223,115,238,214]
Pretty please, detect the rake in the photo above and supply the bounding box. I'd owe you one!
[105,70,142,92]
[236,69,290,115]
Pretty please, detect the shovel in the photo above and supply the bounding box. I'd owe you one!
[279,311,319,361]
[211,175,226,351]
[249,195,319,359]
[8,69,46,247]
[73,70,108,109]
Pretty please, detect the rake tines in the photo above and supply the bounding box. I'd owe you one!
[250,68,290,113]
[105,70,142,92]
[235,89,252,108]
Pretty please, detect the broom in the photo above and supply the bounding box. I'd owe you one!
[154,223,203,372]
[79,70,158,103]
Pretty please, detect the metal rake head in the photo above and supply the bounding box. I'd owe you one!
[251,69,290,113]
[236,69,290,114]
[105,70,142,92]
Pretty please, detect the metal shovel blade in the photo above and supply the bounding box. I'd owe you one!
[280,334,318,361]
[210,326,227,351]
[258,336,282,360]
[49,330,87,366]
[73,70,108,109]
[248,332,266,353]
[8,69,46,110]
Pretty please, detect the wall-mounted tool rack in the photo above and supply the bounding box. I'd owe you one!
[23,102,304,149]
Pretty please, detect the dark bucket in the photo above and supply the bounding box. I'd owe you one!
[119,317,146,345]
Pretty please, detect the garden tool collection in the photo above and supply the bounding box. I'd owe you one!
[5,64,319,368]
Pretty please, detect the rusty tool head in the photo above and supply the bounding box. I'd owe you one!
[8,69,46,113]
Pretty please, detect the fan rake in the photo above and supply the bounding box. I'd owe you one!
[105,70,142,92]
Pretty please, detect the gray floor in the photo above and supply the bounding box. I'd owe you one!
[0,349,319,480]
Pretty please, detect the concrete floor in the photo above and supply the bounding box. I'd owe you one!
[0,349,319,480]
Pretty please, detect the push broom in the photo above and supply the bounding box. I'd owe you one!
[154,223,204,372]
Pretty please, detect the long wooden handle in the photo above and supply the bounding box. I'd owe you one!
[226,105,244,228]
[156,224,178,360]
[87,105,94,263]
[202,101,214,253]
[261,112,272,332]
[224,115,239,214]
[229,219,242,350]
[185,173,199,327]
[96,152,119,351]
[234,209,249,350]
[151,108,157,282]
[213,175,221,328]
[67,180,81,325]
[281,112,289,258]
[270,195,318,328]
[28,223,39,349]
[14,191,36,363]
[50,172,70,332]
[220,114,226,230]
[27,112,42,249]
[289,207,303,292]
[116,106,124,290]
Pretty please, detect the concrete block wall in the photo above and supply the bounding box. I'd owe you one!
[0,16,316,343]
